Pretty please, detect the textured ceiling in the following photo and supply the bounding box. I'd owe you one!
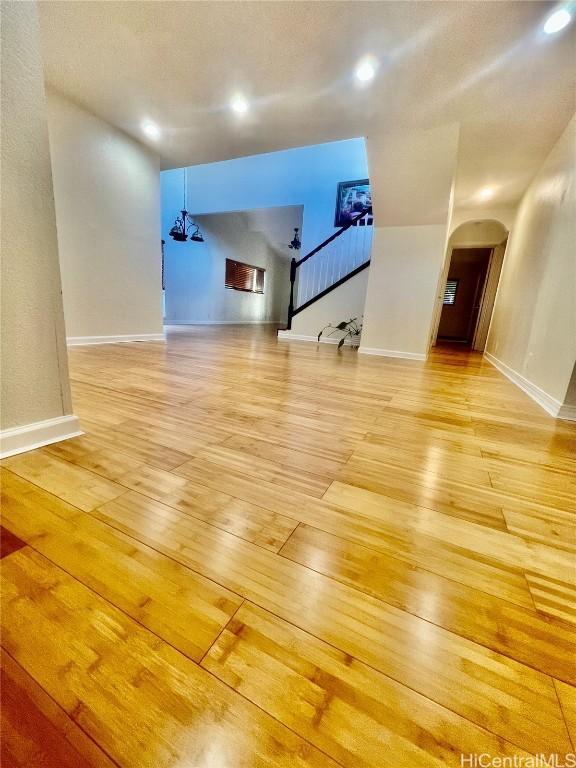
[38,1,575,209]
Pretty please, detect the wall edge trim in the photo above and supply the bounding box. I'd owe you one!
[358,346,427,361]
[484,352,567,419]
[0,415,83,459]
[277,331,358,346]
[67,333,166,346]
[166,322,281,326]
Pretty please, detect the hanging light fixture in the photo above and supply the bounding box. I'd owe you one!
[288,227,301,250]
[168,168,205,243]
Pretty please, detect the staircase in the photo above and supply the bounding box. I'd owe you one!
[286,208,372,329]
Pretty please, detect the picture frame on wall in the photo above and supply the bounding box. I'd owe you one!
[334,179,372,227]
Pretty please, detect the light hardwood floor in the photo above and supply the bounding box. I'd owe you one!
[1,324,575,767]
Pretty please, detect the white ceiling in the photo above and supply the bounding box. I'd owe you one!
[38,1,575,209]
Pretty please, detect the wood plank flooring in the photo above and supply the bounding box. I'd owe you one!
[1,325,575,767]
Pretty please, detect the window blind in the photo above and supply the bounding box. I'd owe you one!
[225,259,265,294]
[443,279,458,305]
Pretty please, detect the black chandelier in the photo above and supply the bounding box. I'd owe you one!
[169,168,204,243]
[288,227,301,250]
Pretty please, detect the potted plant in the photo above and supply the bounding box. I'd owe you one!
[317,317,362,349]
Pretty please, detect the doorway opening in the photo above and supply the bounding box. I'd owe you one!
[438,247,492,346]
[432,219,509,352]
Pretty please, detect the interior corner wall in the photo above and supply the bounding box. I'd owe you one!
[360,225,450,356]
[1,1,74,432]
[563,362,576,408]
[164,213,290,324]
[46,89,164,341]
[485,113,576,409]
[360,123,460,357]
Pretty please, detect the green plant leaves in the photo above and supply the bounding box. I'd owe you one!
[317,317,363,350]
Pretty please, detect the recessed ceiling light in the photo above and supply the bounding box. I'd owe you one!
[355,59,376,82]
[230,95,249,114]
[141,121,160,140]
[478,187,495,201]
[543,8,572,33]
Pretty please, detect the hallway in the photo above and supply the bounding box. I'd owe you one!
[2,326,575,766]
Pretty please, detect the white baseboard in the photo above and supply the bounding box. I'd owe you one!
[277,331,358,346]
[484,352,570,419]
[358,346,427,361]
[165,321,281,327]
[67,333,166,346]
[0,415,83,459]
[278,333,426,358]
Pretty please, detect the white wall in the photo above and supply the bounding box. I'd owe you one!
[1,1,76,445]
[367,124,460,227]
[47,89,163,342]
[359,123,460,358]
[486,114,576,410]
[360,225,449,358]
[165,212,290,324]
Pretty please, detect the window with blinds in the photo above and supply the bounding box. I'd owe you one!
[225,259,265,294]
[443,279,459,305]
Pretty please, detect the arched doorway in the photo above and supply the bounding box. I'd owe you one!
[432,219,508,351]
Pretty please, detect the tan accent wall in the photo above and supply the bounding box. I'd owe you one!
[1,1,73,430]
